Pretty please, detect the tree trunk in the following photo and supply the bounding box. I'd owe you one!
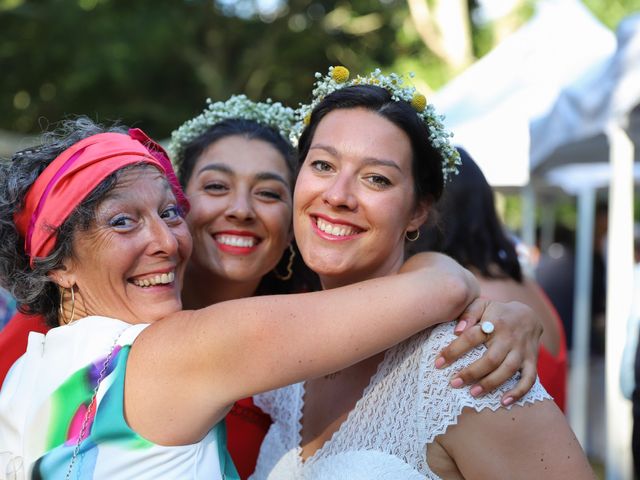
[407,0,473,72]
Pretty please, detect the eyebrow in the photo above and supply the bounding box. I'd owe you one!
[255,172,290,187]
[106,180,172,202]
[309,143,402,172]
[197,163,290,187]
[197,164,233,176]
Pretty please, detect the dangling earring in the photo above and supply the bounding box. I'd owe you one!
[405,229,420,242]
[274,245,296,281]
[59,286,76,325]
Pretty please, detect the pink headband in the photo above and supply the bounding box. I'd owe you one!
[14,128,190,267]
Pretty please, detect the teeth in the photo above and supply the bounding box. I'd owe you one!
[133,271,175,288]
[316,218,358,237]
[215,235,257,248]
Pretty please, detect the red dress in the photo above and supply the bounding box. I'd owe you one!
[0,312,50,386]
[536,289,568,412]
[226,397,272,479]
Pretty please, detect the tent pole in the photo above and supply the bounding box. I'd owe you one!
[568,186,595,450]
[605,124,634,480]
[539,199,557,253]
[521,183,536,275]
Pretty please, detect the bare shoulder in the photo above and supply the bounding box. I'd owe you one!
[434,400,595,480]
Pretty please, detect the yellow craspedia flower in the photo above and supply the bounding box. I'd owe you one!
[411,93,427,112]
[331,66,350,83]
[303,114,311,125]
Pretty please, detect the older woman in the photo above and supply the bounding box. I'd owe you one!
[0,117,514,478]
[251,68,593,479]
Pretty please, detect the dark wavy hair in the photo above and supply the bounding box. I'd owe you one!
[175,117,319,295]
[297,84,446,204]
[411,147,523,282]
[0,117,135,327]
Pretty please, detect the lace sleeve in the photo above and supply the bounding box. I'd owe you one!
[254,383,299,421]
[253,390,278,417]
[417,322,552,446]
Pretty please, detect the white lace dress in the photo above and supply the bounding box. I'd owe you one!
[251,321,551,480]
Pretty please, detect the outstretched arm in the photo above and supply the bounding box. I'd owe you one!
[126,252,478,444]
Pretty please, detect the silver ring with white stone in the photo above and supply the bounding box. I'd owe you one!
[480,321,495,335]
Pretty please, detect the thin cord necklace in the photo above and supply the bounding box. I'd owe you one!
[65,329,125,479]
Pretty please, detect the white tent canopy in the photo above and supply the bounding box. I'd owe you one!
[530,10,640,186]
[431,0,615,187]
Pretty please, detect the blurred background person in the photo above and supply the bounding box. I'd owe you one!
[413,147,568,410]
[535,224,576,350]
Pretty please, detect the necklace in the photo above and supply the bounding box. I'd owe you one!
[65,329,126,480]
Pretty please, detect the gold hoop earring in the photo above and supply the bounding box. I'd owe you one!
[405,229,420,242]
[59,286,76,325]
[274,245,296,281]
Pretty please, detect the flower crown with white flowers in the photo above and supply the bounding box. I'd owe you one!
[168,94,297,165]
[292,66,460,181]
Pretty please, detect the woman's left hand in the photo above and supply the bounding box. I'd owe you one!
[434,298,543,405]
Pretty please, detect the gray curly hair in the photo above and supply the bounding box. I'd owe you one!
[0,116,128,327]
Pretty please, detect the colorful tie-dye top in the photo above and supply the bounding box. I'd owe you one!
[0,316,238,479]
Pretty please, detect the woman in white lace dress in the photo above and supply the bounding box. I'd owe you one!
[251,69,595,479]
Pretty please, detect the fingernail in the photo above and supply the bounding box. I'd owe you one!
[502,396,514,406]
[450,377,464,388]
[470,385,483,397]
[435,356,446,368]
[454,320,467,334]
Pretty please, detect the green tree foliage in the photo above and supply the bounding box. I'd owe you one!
[0,0,638,139]
[583,0,640,29]
[0,0,419,138]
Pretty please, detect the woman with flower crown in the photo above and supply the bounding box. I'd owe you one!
[168,95,318,478]
[250,67,594,479]
[166,95,543,478]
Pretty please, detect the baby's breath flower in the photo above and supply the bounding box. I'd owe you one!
[292,66,461,180]
[169,95,296,166]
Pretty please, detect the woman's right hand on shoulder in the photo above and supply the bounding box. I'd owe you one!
[434,299,543,404]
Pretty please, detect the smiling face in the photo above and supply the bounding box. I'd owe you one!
[54,165,193,324]
[293,108,429,288]
[184,135,293,285]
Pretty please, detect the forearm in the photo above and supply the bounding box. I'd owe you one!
[209,262,479,400]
